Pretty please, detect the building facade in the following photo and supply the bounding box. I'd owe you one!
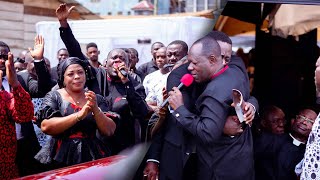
[76,0,139,16]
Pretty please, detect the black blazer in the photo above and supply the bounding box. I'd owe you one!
[146,62,196,180]
[59,25,101,95]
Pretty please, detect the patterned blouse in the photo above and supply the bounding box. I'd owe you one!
[296,113,320,179]
[0,85,34,180]
[143,70,170,106]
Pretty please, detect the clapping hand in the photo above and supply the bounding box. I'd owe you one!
[76,90,98,120]
[85,90,100,114]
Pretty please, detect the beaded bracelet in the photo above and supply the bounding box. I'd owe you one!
[92,107,102,116]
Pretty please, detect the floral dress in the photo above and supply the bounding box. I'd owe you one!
[0,85,34,180]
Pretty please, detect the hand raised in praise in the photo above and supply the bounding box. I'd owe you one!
[56,3,75,22]
[6,52,19,88]
[28,35,44,60]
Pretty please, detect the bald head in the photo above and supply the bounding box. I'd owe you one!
[105,48,129,78]
[192,35,221,59]
[106,48,129,65]
[187,36,222,83]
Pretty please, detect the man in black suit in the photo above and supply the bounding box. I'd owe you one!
[144,33,256,180]
[168,34,252,180]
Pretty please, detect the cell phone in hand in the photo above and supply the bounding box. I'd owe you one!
[232,89,245,123]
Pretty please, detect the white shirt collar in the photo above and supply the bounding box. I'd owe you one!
[289,133,305,146]
[1,76,10,92]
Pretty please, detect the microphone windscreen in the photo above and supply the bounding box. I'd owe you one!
[180,74,194,87]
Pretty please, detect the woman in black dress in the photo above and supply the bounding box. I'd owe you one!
[35,57,116,168]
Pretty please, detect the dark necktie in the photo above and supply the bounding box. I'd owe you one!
[100,71,105,97]
[1,78,4,91]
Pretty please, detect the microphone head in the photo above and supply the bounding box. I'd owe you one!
[180,74,194,87]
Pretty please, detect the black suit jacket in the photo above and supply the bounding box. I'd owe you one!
[173,63,255,180]
[146,63,197,180]
[147,56,256,180]
[59,25,101,95]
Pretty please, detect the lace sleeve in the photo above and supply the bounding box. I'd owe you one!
[9,84,34,123]
[35,91,62,127]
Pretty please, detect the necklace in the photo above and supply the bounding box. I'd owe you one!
[65,88,83,105]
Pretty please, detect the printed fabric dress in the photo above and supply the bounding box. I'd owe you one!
[295,113,320,179]
[35,90,111,167]
[0,85,34,180]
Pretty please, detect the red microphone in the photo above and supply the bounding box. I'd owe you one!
[160,74,194,108]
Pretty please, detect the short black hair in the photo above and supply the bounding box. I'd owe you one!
[86,42,98,50]
[206,31,232,45]
[168,40,188,55]
[128,48,138,57]
[151,42,164,50]
[0,41,10,51]
[121,48,130,54]
[57,48,68,54]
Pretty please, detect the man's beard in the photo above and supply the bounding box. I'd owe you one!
[90,57,98,62]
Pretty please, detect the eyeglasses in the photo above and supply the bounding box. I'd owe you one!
[296,115,315,125]
[15,57,25,63]
[0,54,8,60]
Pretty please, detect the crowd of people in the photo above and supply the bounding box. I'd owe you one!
[1,3,320,180]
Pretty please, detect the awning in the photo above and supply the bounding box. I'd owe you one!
[219,2,320,40]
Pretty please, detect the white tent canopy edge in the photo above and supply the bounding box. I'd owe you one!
[36,16,215,67]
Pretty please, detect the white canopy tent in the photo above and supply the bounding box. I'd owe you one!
[36,16,215,67]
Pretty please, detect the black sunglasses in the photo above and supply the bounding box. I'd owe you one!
[0,54,8,60]
[14,57,25,63]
